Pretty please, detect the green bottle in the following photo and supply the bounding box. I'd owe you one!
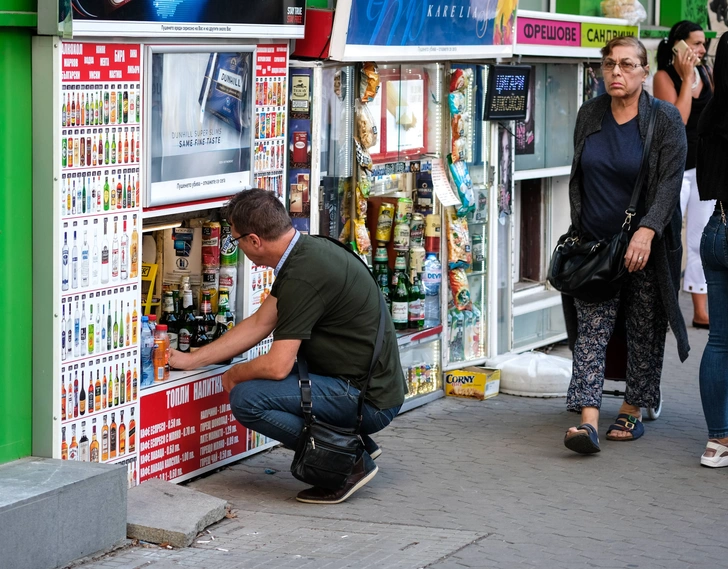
[391,253,409,331]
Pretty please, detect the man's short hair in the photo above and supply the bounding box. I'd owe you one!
[222,188,292,240]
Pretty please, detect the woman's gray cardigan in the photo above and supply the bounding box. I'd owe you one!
[564,89,690,362]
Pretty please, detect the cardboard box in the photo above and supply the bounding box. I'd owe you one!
[444,367,500,400]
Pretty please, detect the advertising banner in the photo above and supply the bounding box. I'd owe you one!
[138,372,272,483]
[148,50,254,208]
[330,0,515,61]
[67,0,306,38]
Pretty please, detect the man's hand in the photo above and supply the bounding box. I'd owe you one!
[222,367,239,393]
[168,348,198,371]
[624,227,655,273]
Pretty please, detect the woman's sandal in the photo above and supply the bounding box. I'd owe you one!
[564,423,601,454]
[605,414,644,441]
[701,440,728,468]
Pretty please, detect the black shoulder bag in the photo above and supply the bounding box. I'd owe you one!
[548,98,659,304]
[290,237,388,490]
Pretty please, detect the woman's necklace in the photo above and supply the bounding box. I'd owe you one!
[692,67,700,90]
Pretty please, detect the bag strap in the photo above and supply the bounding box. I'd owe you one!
[298,235,389,433]
[624,98,660,227]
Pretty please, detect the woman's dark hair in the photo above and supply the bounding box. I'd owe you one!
[222,188,292,241]
[656,20,704,70]
[713,33,728,103]
[600,36,648,67]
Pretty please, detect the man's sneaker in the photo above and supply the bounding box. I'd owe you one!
[361,435,382,460]
[295,452,378,504]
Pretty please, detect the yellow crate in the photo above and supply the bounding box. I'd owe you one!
[444,367,500,400]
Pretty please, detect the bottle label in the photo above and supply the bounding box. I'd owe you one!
[178,330,191,352]
[409,300,423,322]
[392,302,408,323]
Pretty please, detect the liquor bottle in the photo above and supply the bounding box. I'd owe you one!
[116,175,122,210]
[61,426,68,460]
[391,253,410,331]
[66,175,72,214]
[110,87,117,124]
[105,302,111,351]
[71,231,79,289]
[95,367,101,410]
[119,302,125,348]
[112,362,119,406]
[113,300,119,349]
[119,360,125,405]
[110,412,117,459]
[61,305,67,363]
[127,173,133,208]
[66,302,73,360]
[103,89,109,124]
[178,287,195,353]
[79,368,86,415]
[105,364,111,409]
[74,300,81,357]
[111,217,119,281]
[119,410,126,455]
[136,93,140,123]
[101,414,109,461]
[71,92,76,127]
[131,300,138,345]
[190,316,209,352]
[125,302,131,346]
[87,368,94,413]
[92,131,98,167]
[128,408,136,452]
[90,419,100,462]
[79,421,89,462]
[160,292,180,350]
[104,128,110,164]
[74,129,80,167]
[61,372,67,419]
[132,358,138,400]
[69,424,78,461]
[125,355,131,401]
[81,231,89,287]
[62,137,68,169]
[87,304,94,355]
[103,173,110,211]
[201,291,216,337]
[96,172,103,211]
[123,128,129,163]
[68,373,75,419]
[122,173,127,208]
[111,130,116,164]
[91,227,100,285]
[62,93,67,127]
[95,302,101,351]
[62,232,69,291]
[85,93,90,126]
[101,218,110,283]
[80,136,86,170]
[120,217,128,280]
[117,87,122,123]
[408,274,425,330]
[130,214,139,278]
[80,301,87,356]
[123,87,129,123]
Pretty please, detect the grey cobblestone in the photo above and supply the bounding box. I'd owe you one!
[68,293,728,569]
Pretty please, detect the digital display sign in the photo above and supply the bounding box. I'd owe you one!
[484,65,531,121]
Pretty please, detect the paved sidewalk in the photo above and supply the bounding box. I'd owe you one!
[71,293,727,569]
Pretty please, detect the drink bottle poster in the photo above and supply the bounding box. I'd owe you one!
[65,0,306,38]
[148,50,254,207]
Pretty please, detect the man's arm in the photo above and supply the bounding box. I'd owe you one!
[221,337,300,392]
[169,295,279,370]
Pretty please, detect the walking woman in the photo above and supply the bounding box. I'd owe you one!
[654,20,714,329]
[696,33,728,468]
[563,37,690,454]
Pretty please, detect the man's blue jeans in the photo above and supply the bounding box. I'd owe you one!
[229,367,401,450]
[699,212,728,438]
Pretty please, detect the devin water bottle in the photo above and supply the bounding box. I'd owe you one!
[140,316,155,388]
[423,253,442,329]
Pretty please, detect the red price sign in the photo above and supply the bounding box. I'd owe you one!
[62,42,141,83]
[138,373,249,483]
[255,44,288,77]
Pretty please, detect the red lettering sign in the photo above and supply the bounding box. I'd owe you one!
[61,42,141,82]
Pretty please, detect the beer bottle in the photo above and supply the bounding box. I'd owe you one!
[391,252,409,331]
[200,291,216,337]
[177,287,195,353]
[408,274,425,330]
[190,316,209,352]
[159,291,179,350]
[213,300,233,365]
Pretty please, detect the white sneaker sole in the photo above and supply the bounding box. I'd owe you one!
[700,454,728,468]
[296,465,379,504]
[369,448,382,460]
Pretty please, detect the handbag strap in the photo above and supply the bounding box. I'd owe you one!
[624,98,660,227]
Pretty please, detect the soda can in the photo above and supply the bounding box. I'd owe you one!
[376,203,395,242]
[409,246,426,276]
[410,213,425,247]
[392,222,410,251]
[396,197,413,224]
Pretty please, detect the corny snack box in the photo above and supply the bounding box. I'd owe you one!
[444,367,500,400]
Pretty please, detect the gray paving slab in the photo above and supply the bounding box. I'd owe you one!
[126,478,228,548]
[67,293,728,569]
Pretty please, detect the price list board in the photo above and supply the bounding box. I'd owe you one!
[58,42,143,489]
[138,372,272,483]
[253,44,288,199]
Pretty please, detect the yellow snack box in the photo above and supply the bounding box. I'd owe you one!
[444,367,500,400]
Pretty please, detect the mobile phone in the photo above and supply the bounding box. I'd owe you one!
[672,40,700,64]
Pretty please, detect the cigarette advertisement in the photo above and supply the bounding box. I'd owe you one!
[148,50,254,208]
[65,0,306,38]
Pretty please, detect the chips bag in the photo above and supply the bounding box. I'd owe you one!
[447,154,475,216]
[360,62,380,103]
[449,268,472,311]
[446,207,472,270]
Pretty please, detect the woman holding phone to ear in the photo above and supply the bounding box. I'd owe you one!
[654,20,715,329]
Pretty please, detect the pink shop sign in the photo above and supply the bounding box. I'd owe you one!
[517,17,581,47]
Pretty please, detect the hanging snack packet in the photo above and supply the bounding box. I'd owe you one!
[448,91,466,115]
[354,218,372,255]
[338,219,351,244]
[449,68,471,93]
[446,207,472,270]
[449,268,472,311]
[355,186,368,218]
[360,62,380,103]
[355,102,378,150]
[199,52,250,132]
[354,139,373,170]
[451,137,467,162]
[447,154,475,216]
[358,169,372,197]
[451,114,466,141]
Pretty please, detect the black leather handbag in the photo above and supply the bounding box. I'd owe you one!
[548,99,659,304]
